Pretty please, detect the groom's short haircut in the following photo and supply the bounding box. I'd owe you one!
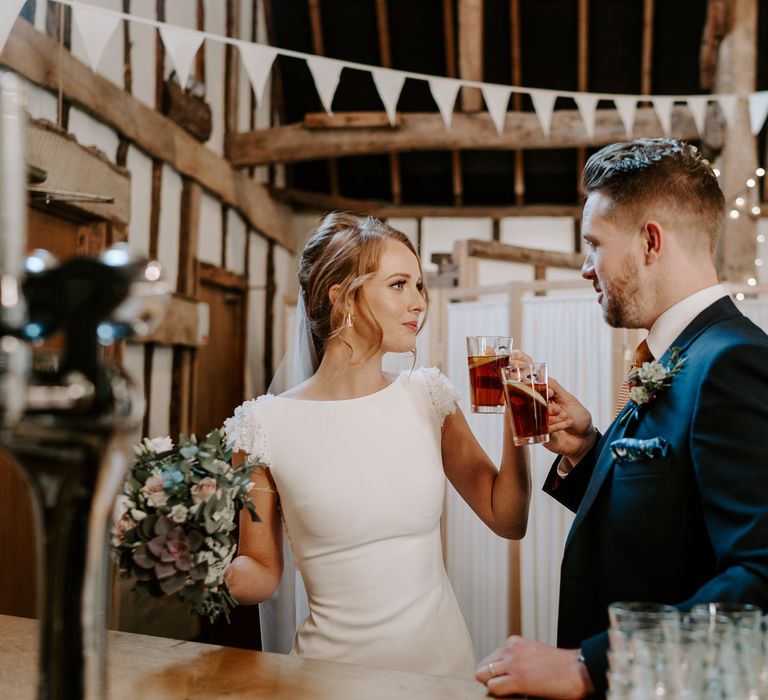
[581,138,725,257]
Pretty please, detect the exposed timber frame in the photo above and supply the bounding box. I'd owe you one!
[226,108,700,167]
[1,16,295,251]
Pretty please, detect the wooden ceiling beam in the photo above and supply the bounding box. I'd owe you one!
[269,187,582,220]
[442,0,464,205]
[459,0,484,112]
[226,107,701,166]
[465,239,584,269]
[374,0,402,205]
[510,0,524,205]
[641,0,655,97]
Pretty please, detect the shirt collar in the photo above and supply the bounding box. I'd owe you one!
[646,284,728,359]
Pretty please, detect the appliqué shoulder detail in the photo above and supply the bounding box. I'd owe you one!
[418,367,459,422]
[223,395,274,467]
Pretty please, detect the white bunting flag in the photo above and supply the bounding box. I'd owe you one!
[428,77,460,129]
[748,91,768,135]
[159,24,205,91]
[686,96,709,137]
[652,96,674,136]
[716,94,739,130]
[239,42,278,105]
[306,56,344,115]
[574,93,599,139]
[530,89,557,138]
[371,68,405,125]
[0,0,24,54]
[614,96,638,137]
[481,84,512,135]
[72,3,122,72]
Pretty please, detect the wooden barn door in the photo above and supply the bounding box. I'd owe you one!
[192,262,247,439]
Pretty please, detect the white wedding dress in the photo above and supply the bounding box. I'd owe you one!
[224,367,476,678]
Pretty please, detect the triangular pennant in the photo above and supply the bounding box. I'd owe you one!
[530,89,557,138]
[716,94,739,130]
[574,93,599,139]
[748,91,768,135]
[0,0,24,54]
[652,96,674,136]
[72,3,122,72]
[686,96,709,137]
[306,56,344,115]
[614,96,638,136]
[371,68,405,125]
[428,77,460,129]
[159,24,205,91]
[481,84,511,135]
[238,42,278,104]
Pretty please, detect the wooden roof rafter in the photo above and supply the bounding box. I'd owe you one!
[226,107,702,167]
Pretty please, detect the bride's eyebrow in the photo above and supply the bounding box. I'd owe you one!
[385,272,412,279]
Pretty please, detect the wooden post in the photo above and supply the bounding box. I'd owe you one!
[714,0,758,283]
[510,0,524,205]
[458,0,483,113]
[443,0,464,205]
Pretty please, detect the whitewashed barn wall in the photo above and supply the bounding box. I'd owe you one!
[128,0,156,109]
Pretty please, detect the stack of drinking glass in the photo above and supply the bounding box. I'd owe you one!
[607,601,767,699]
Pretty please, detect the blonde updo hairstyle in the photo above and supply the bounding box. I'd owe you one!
[297,211,428,363]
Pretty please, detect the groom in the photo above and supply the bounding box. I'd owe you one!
[476,138,768,698]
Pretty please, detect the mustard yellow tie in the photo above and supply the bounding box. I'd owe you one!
[614,339,654,417]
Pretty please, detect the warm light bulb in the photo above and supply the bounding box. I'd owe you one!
[747,179,756,188]
[756,258,764,267]
[713,168,721,177]
[748,277,757,286]
[729,210,740,219]
[736,292,746,301]
[758,234,766,243]
[735,197,745,207]
[752,206,761,216]
[757,168,766,177]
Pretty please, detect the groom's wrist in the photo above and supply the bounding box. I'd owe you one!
[560,427,598,474]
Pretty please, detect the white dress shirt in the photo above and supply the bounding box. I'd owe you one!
[645,284,728,360]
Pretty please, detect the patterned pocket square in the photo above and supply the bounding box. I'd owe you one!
[610,437,669,463]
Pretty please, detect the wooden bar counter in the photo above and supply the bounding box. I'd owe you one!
[0,614,488,699]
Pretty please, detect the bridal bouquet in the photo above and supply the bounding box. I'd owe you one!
[111,429,259,622]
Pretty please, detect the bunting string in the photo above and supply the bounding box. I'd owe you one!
[3,0,768,137]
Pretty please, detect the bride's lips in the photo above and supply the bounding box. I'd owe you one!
[403,321,418,332]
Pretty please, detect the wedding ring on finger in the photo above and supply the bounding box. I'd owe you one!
[488,661,498,678]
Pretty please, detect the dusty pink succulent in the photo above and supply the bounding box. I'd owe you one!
[132,515,207,594]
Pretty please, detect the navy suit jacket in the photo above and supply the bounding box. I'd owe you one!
[544,296,768,695]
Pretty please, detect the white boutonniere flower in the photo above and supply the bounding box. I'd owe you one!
[620,347,685,425]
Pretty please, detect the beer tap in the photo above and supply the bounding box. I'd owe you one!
[0,71,170,700]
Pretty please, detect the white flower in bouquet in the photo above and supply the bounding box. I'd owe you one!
[170,504,189,523]
[191,476,218,504]
[142,473,170,507]
[142,436,174,453]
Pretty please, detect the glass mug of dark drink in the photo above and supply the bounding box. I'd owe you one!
[501,363,549,445]
[466,336,513,413]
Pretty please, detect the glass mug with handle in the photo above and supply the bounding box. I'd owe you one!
[466,336,513,413]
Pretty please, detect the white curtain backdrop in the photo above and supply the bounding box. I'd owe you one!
[444,297,512,660]
[519,293,614,645]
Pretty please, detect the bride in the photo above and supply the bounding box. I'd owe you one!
[223,212,533,678]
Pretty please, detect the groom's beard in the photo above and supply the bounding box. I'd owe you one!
[600,253,644,329]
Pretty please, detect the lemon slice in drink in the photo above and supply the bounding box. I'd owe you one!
[504,380,548,407]
[468,355,501,370]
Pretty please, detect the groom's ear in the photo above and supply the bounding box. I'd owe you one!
[642,221,663,264]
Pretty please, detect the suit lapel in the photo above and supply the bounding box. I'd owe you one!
[563,295,742,553]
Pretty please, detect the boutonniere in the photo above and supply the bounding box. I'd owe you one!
[619,347,685,425]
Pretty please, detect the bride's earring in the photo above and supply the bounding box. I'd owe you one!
[345,311,353,328]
